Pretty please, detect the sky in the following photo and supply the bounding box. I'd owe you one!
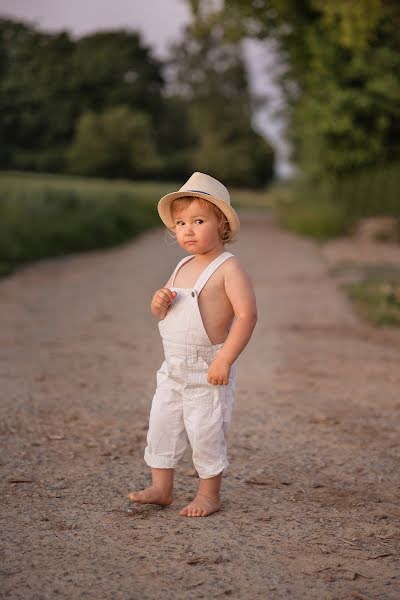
[0,0,293,177]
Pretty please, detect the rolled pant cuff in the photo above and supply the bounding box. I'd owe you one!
[196,461,229,479]
[144,451,178,469]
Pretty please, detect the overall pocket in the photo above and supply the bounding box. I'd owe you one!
[164,355,185,382]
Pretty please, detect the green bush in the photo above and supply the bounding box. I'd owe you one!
[67,106,163,178]
[0,172,171,275]
[277,198,350,240]
[273,162,400,241]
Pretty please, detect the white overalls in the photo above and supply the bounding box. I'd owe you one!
[144,251,237,479]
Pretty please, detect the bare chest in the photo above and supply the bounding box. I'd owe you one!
[173,263,234,343]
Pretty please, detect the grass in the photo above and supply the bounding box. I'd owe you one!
[342,279,400,326]
[271,180,353,241]
[330,264,400,327]
[272,163,400,242]
[0,171,176,276]
[0,171,273,277]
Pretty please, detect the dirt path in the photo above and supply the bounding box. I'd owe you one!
[1,210,399,600]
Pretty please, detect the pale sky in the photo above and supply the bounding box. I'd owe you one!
[0,0,293,177]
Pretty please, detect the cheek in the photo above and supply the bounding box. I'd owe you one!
[208,225,220,239]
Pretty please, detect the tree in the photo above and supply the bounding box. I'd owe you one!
[196,0,400,181]
[0,19,166,174]
[0,19,76,170]
[72,30,164,117]
[67,105,162,178]
[167,9,274,186]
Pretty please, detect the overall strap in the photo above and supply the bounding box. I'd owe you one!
[194,251,235,294]
[171,255,195,286]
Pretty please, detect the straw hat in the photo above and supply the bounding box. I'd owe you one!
[157,172,240,236]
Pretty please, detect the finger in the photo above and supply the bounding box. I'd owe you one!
[157,291,171,303]
[156,294,172,306]
[154,298,168,308]
[161,288,175,301]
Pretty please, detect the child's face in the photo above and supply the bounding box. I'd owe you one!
[171,199,223,255]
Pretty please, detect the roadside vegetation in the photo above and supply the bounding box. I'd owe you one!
[0,172,274,277]
[273,163,400,242]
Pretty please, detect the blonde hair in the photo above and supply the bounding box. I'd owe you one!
[167,196,234,244]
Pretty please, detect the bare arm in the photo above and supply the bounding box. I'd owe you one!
[207,260,257,385]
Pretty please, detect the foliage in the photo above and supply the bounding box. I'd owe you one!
[0,172,167,276]
[167,12,274,186]
[342,279,400,327]
[0,16,274,186]
[67,106,162,178]
[0,170,275,275]
[273,162,400,240]
[72,30,164,116]
[0,19,76,171]
[193,0,400,186]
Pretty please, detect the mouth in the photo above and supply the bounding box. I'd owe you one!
[185,241,196,245]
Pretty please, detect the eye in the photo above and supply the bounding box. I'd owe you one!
[176,220,185,226]
[195,219,204,224]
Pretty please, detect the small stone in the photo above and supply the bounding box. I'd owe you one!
[310,479,322,488]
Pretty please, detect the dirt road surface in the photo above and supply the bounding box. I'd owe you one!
[1,210,399,600]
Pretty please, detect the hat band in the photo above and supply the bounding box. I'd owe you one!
[188,189,211,195]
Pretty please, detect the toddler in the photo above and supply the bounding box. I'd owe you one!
[128,172,257,516]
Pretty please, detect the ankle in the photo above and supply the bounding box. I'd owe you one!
[152,484,173,497]
[197,491,220,502]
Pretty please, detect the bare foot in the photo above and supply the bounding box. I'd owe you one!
[127,485,173,506]
[179,494,221,517]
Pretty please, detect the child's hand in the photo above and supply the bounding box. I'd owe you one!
[151,288,177,319]
[207,356,231,386]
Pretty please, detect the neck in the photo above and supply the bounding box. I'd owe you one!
[194,245,225,264]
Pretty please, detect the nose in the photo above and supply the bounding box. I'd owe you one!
[184,223,194,235]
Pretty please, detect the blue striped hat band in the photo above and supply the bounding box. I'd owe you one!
[188,189,211,195]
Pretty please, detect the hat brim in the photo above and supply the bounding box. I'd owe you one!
[157,191,240,236]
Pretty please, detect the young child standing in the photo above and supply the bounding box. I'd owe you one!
[128,172,257,517]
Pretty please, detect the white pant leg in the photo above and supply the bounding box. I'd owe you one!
[144,360,188,469]
[184,355,236,479]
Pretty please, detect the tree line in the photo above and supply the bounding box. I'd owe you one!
[0,16,275,187]
[198,0,400,186]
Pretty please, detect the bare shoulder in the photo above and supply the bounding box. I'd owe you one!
[223,256,252,280]
[223,255,255,293]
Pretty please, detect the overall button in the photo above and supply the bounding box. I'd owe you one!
[191,291,195,297]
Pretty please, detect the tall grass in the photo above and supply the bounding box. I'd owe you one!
[0,171,273,277]
[274,163,400,241]
[325,163,399,220]
[0,172,178,276]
